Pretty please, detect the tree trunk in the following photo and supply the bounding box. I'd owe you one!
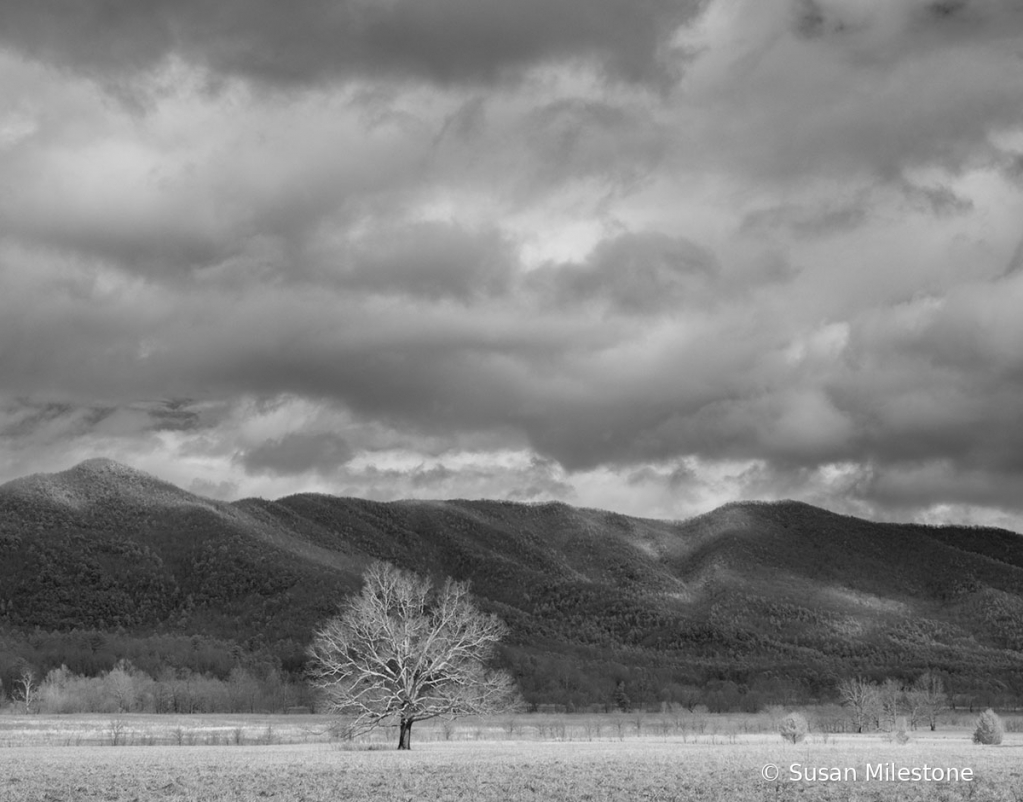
[398,718,412,750]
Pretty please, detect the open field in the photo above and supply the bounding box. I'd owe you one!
[5,709,1020,747]
[0,713,328,748]
[2,715,1022,801]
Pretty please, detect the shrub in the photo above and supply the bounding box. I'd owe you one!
[973,709,1004,745]
[779,712,808,744]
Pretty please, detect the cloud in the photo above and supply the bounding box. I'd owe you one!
[527,231,718,313]
[3,220,1023,485]
[741,196,870,239]
[2,0,1023,531]
[189,477,240,500]
[0,0,704,89]
[341,222,515,301]
[858,460,1023,514]
[240,432,355,477]
[672,0,1023,183]
[0,65,435,279]
[336,452,575,503]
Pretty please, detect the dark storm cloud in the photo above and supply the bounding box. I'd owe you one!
[204,310,599,439]
[240,432,354,477]
[857,462,1023,515]
[0,0,703,88]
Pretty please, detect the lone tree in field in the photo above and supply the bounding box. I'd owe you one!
[308,561,518,749]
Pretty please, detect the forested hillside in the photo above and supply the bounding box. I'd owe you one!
[2,458,1022,711]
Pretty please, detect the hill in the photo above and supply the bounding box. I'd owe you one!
[2,459,1022,709]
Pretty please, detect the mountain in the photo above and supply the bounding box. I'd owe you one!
[2,459,1023,708]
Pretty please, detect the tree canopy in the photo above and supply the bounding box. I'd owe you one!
[307,561,517,748]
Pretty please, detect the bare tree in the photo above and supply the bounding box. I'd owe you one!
[837,677,880,733]
[105,660,139,713]
[308,561,519,749]
[16,667,37,714]
[906,672,948,732]
[904,686,925,731]
[878,678,905,733]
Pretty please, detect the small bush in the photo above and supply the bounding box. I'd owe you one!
[973,709,1004,745]
[779,712,808,744]
[108,718,127,746]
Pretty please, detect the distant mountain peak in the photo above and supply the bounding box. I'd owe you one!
[71,457,147,475]
[1,457,198,510]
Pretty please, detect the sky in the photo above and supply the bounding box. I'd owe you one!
[2,0,1023,528]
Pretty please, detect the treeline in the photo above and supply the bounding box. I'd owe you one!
[5,661,314,715]
[3,628,1023,715]
[837,673,949,733]
[505,647,1023,714]
[0,628,308,703]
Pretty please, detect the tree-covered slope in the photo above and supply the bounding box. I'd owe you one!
[2,460,1022,707]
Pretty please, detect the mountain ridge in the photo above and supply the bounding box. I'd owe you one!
[2,459,1022,708]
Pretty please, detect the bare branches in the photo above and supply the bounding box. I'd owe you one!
[908,672,948,732]
[837,677,880,733]
[307,561,519,748]
[15,666,37,714]
[838,674,950,733]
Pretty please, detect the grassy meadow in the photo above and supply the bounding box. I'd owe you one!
[1,712,1022,801]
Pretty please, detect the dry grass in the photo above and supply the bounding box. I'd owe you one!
[2,716,1022,801]
[0,713,329,748]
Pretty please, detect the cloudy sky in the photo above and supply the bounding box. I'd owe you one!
[2,0,1023,528]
